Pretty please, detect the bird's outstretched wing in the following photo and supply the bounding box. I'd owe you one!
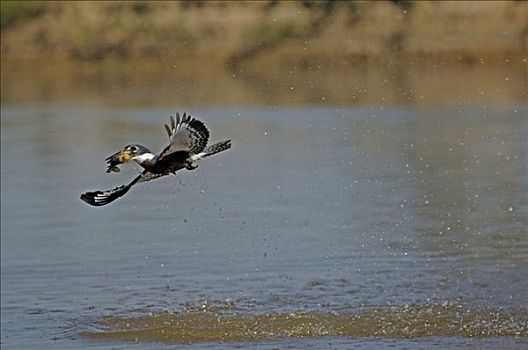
[80,183,132,207]
[137,171,167,183]
[80,170,166,206]
[160,113,209,159]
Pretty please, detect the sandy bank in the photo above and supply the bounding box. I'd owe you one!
[1,1,527,72]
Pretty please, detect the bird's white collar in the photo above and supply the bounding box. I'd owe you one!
[131,153,156,164]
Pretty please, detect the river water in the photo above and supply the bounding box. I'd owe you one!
[1,67,527,349]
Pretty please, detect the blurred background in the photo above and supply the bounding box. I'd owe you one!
[1,1,527,349]
[1,0,527,106]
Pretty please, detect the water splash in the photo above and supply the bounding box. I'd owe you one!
[82,305,528,344]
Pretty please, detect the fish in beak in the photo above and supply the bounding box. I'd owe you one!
[105,150,132,173]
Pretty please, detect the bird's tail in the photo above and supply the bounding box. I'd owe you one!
[202,140,231,158]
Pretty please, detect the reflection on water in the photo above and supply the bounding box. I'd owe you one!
[1,103,527,349]
[1,60,526,107]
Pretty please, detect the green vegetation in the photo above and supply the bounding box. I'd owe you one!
[253,22,297,45]
[1,1,45,29]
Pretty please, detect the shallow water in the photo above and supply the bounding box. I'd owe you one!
[1,102,527,349]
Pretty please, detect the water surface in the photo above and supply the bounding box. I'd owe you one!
[1,103,527,349]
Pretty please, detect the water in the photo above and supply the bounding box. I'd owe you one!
[1,103,527,349]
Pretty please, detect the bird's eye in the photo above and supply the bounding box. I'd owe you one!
[130,146,138,152]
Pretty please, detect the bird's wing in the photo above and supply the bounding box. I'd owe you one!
[80,183,132,207]
[137,171,167,183]
[81,170,167,207]
[159,113,209,159]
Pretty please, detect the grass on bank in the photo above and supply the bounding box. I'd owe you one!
[1,1,46,29]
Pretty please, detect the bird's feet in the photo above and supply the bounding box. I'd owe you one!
[186,163,198,170]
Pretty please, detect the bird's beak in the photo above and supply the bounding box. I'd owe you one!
[105,150,132,173]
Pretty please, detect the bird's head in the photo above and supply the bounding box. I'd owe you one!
[105,144,154,173]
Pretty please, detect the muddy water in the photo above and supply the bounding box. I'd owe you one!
[84,306,528,342]
[1,99,527,349]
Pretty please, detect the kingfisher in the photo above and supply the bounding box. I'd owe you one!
[80,113,231,206]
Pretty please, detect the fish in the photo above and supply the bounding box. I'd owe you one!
[105,150,132,173]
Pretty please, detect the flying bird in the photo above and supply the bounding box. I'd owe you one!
[80,113,231,206]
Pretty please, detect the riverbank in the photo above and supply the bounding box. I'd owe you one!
[1,1,527,72]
